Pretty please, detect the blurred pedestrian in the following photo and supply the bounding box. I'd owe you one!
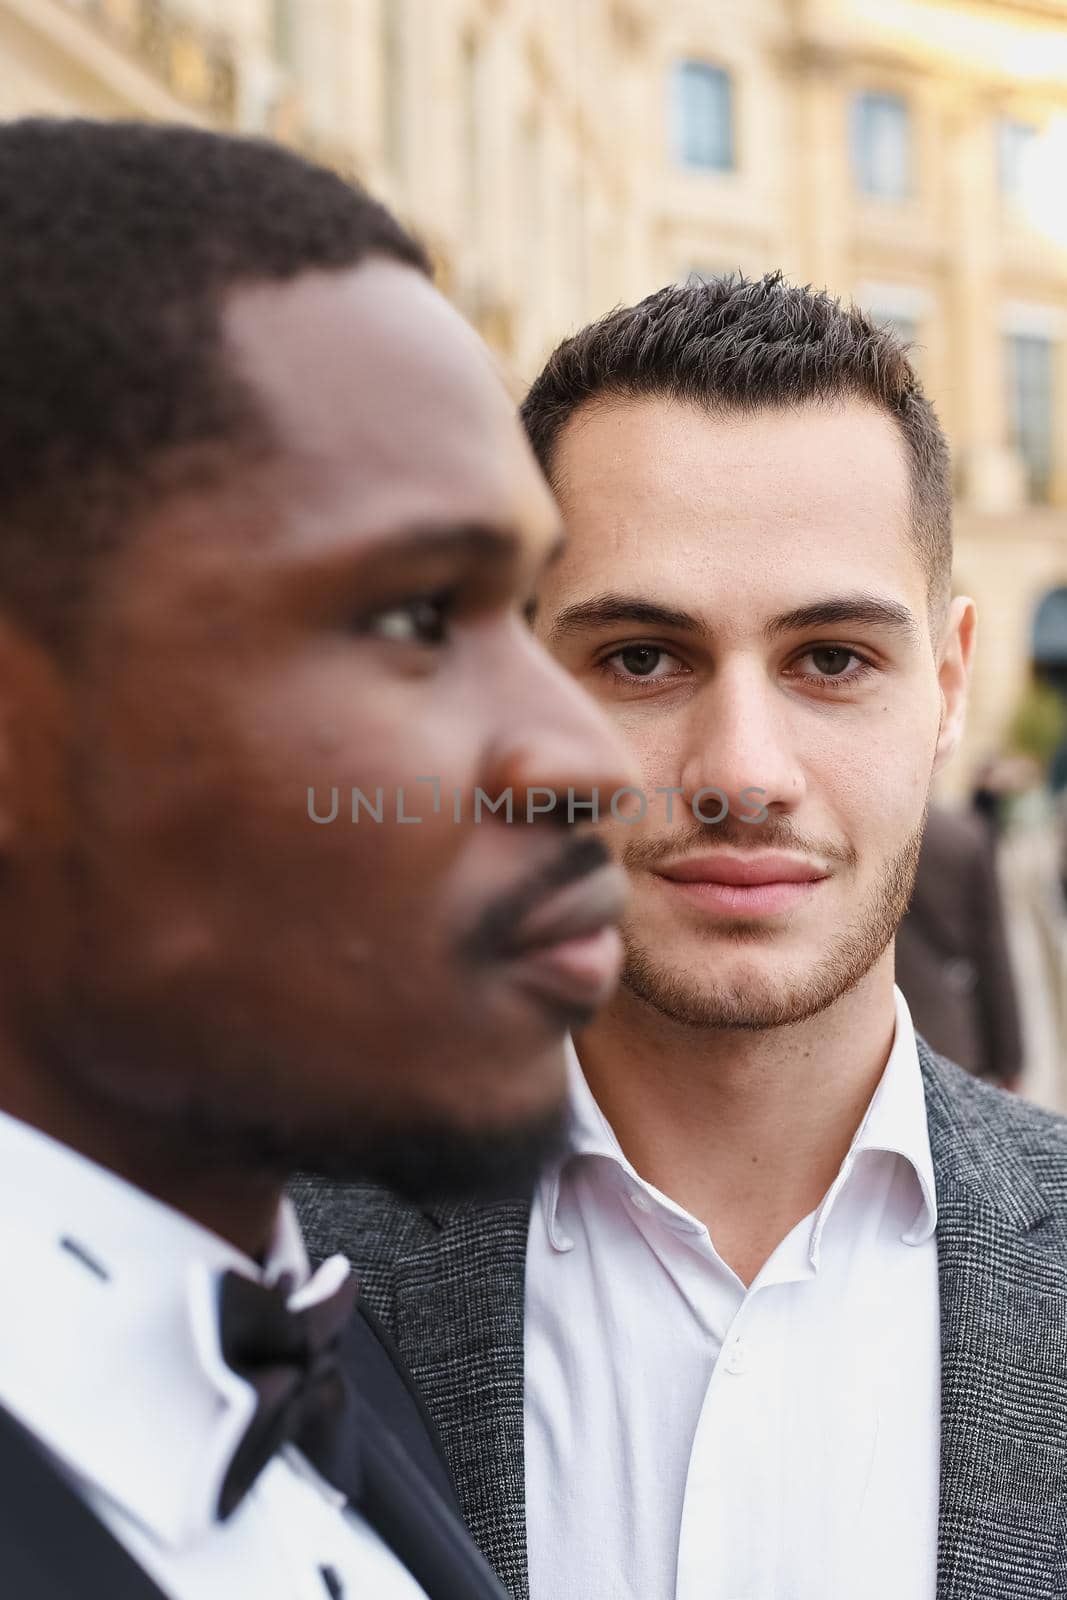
[895,805,1023,1088]
[970,750,1042,838]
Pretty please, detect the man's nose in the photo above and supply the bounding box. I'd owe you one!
[481,632,638,826]
[678,660,806,820]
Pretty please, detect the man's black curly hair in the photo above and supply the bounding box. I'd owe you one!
[521,272,952,614]
[0,117,429,653]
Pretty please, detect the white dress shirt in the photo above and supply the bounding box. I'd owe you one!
[0,1109,427,1600]
[524,987,940,1600]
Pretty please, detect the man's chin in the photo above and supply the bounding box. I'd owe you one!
[45,1038,571,1204]
[619,942,876,1031]
[293,1102,570,1204]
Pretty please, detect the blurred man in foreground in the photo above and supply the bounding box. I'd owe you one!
[0,118,632,1600]
[300,276,1067,1600]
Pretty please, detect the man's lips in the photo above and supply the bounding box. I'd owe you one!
[654,852,830,916]
[502,864,629,1010]
[658,853,829,886]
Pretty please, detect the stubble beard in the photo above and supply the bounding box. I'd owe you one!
[619,819,926,1032]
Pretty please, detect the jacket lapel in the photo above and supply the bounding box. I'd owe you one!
[922,1044,1067,1600]
[349,1386,511,1600]
[290,1175,532,1597]
[391,1196,532,1600]
[0,1403,173,1600]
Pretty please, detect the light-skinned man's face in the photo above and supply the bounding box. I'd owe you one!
[1,260,634,1195]
[533,396,975,1031]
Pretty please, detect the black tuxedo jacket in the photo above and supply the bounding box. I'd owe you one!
[0,1303,509,1600]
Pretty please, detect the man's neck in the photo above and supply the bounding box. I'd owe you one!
[573,957,898,1287]
[0,1060,283,1262]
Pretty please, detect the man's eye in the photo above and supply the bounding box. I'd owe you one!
[793,646,872,684]
[602,644,682,681]
[367,591,453,646]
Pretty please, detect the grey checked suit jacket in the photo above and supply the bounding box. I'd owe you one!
[292,1041,1067,1600]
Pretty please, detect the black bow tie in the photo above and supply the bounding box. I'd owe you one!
[215,1266,359,1521]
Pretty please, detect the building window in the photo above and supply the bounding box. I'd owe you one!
[867,309,922,374]
[680,264,735,286]
[872,310,918,348]
[1006,333,1055,502]
[998,118,1037,200]
[852,91,911,198]
[671,60,735,171]
[858,282,930,369]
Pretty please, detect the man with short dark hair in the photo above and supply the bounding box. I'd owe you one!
[0,117,634,1599]
[299,274,1067,1600]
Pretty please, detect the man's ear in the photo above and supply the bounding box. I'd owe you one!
[932,594,977,776]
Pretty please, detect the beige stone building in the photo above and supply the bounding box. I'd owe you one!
[3,0,1067,789]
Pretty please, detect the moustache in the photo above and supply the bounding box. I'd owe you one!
[461,834,615,964]
[621,813,857,872]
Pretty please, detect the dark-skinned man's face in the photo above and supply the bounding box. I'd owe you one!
[1,261,633,1196]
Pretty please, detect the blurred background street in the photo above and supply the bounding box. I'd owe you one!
[1,0,1065,1100]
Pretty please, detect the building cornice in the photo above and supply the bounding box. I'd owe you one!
[13,0,235,123]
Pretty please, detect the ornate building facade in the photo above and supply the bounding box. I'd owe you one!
[3,0,1066,788]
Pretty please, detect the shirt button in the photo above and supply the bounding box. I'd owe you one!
[723,1337,747,1376]
[629,1190,652,1212]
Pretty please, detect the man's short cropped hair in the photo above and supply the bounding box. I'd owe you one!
[0,117,429,654]
[521,272,952,617]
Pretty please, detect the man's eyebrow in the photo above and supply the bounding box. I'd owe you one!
[546,594,706,642]
[764,596,919,640]
[363,522,521,563]
[543,591,919,644]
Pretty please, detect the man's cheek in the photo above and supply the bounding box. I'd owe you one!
[844,789,917,862]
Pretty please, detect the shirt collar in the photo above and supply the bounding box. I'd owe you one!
[0,1109,349,1549]
[539,1042,636,1251]
[819,985,938,1250]
[544,985,938,1254]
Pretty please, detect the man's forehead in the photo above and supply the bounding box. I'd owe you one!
[219,259,554,543]
[545,394,921,607]
[225,264,512,462]
[554,393,912,515]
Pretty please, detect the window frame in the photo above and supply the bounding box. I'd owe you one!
[670,58,736,174]
[851,89,913,201]
[1005,330,1056,504]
